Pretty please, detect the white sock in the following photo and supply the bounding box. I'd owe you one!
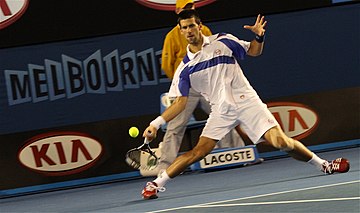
[307,153,327,170]
[153,170,171,187]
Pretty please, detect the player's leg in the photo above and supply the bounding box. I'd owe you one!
[142,112,236,199]
[238,101,319,163]
[166,136,217,177]
[263,126,313,161]
[142,136,217,199]
[158,111,236,180]
[237,100,349,175]
[262,126,350,174]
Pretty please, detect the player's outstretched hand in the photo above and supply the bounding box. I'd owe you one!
[243,14,267,36]
[143,125,157,142]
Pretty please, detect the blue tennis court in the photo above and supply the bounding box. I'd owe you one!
[1,146,358,213]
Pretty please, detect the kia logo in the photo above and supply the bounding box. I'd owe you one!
[18,132,103,176]
[136,0,216,11]
[0,0,29,30]
[267,102,319,140]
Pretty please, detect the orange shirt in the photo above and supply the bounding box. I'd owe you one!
[161,25,212,79]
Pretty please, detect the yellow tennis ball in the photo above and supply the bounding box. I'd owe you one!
[129,127,139,138]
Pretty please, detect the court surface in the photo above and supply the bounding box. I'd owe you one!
[1,147,359,213]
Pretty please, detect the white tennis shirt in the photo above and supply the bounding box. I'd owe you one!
[169,33,261,115]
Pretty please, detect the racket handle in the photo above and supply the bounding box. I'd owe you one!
[144,130,153,144]
[144,137,151,144]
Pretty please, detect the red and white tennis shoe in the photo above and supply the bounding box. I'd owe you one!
[322,158,350,174]
[142,182,165,200]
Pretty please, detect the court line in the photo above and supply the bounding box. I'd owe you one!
[147,180,359,213]
[196,197,360,208]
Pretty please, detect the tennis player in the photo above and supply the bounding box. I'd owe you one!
[141,10,350,199]
[158,0,248,174]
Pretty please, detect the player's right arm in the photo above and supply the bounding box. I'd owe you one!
[161,96,188,122]
[161,67,190,123]
[144,96,188,141]
[144,67,190,140]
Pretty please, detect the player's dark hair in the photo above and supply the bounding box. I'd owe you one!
[177,9,201,27]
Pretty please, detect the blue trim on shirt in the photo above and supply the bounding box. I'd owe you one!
[218,38,246,61]
[183,54,190,64]
[179,66,191,96]
[178,56,236,96]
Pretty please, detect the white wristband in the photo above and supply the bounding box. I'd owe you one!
[150,116,166,130]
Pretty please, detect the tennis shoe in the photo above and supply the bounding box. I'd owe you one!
[322,158,350,174]
[142,182,165,200]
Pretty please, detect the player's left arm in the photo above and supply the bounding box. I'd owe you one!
[244,14,267,57]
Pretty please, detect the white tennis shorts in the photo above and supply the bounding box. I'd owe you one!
[201,99,278,144]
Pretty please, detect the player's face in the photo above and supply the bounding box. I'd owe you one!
[180,18,202,45]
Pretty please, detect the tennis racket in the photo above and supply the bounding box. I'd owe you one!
[125,137,159,171]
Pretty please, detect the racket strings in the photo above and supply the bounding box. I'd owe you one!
[126,150,141,169]
[125,146,159,171]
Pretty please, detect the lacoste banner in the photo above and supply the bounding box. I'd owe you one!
[193,145,259,170]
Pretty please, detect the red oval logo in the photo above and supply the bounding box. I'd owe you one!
[0,0,29,30]
[267,102,319,140]
[18,132,103,176]
[135,0,216,11]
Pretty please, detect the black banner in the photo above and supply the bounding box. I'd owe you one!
[0,0,340,48]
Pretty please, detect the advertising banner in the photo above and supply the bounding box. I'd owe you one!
[0,27,171,134]
[0,87,358,192]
